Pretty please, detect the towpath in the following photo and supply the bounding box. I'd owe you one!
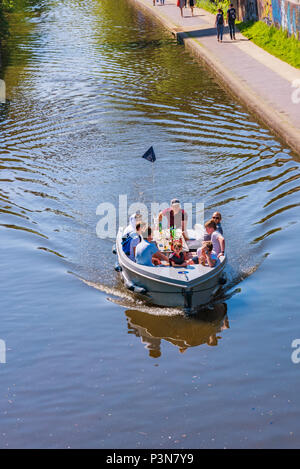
[129,0,300,155]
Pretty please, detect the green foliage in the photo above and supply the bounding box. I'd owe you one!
[196,0,231,15]
[195,3,300,68]
[237,20,300,69]
[1,1,15,12]
[0,1,10,41]
[0,0,41,42]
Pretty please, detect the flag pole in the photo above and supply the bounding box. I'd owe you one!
[151,160,157,227]
[152,160,155,204]
[141,146,157,227]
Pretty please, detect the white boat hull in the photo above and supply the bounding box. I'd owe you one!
[115,229,227,309]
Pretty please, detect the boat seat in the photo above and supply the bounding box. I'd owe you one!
[186,239,203,251]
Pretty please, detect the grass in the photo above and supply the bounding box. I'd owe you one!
[196,1,300,69]
[237,20,300,69]
[196,0,230,15]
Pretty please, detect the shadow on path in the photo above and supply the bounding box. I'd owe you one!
[180,26,251,42]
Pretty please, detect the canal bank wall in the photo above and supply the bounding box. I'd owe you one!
[127,0,300,157]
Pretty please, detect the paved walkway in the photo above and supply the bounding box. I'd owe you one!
[129,0,300,156]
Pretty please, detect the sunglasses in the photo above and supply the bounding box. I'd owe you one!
[212,216,220,220]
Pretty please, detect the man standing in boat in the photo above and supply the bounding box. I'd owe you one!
[158,199,189,240]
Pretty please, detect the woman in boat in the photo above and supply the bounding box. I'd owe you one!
[204,219,225,258]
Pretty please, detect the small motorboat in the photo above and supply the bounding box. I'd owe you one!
[113,226,227,310]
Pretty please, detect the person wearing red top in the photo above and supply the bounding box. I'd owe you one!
[158,199,189,240]
[169,241,188,267]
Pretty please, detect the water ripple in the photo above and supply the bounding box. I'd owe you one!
[0,0,300,291]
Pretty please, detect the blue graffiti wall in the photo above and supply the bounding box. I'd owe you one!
[257,0,300,37]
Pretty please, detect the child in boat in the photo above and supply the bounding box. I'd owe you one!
[169,240,188,267]
[198,241,218,267]
[187,241,218,267]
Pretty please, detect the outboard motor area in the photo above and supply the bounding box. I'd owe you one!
[183,289,193,312]
[218,273,227,285]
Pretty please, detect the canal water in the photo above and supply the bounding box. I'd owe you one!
[0,0,300,449]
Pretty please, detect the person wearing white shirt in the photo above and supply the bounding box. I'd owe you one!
[123,211,142,237]
[129,222,145,262]
[204,219,225,258]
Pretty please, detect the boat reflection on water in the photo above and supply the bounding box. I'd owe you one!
[125,303,229,358]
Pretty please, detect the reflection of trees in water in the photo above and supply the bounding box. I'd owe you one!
[125,303,229,358]
[0,0,47,76]
[0,101,9,123]
[92,0,229,122]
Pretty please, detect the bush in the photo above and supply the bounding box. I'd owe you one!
[196,0,231,15]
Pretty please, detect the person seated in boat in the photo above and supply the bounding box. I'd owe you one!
[169,240,188,267]
[128,221,146,262]
[212,211,223,235]
[203,219,225,258]
[204,211,223,240]
[198,241,218,267]
[123,211,143,237]
[135,227,169,267]
[158,198,189,240]
[122,211,143,255]
[187,241,218,267]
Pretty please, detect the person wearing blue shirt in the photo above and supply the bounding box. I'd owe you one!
[135,227,168,267]
[212,211,223,235]
[204,211,223,241]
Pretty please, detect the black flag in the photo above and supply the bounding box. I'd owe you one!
[142,146,156,163]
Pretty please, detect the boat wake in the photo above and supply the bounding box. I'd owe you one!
[70,246,265,316]
[108,297,184,317]
[73,272,184,316]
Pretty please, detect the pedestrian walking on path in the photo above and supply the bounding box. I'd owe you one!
[215,9,224,42]
[227,3,236,40]
[177,0,185,17]
[189,0,195,16]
